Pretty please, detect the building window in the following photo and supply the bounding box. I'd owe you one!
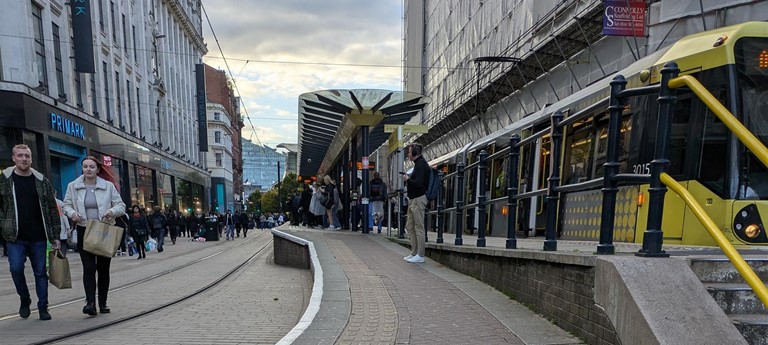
[52,23,65,98]
[215,152,223,167]
[71,34,83,108]
[214,131,221,144]
[110,1,117,42]
[214,112,220,121]
[122,14,128,54]
[32,4,47,92]
[98,0,105,31]
[127,80,132,134]
[90,74,98,116]
[116,71,122,129]
[103,62,111,123]
[136,86,142,139]
[132,25,137,61]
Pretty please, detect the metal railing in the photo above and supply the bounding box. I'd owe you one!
[661,173,768,308]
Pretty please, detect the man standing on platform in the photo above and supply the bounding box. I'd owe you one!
[370,171,387,233]
[0,144,61,320]
[403,144,429,264]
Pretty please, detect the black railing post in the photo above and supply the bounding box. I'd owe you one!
[455,161,465,245]
[543,111,564,251]
[398,188,406,239]
[637,62,678,257]
[506,135,520,249]
[436,171,444,244]
[477,150,488,247]
[597,75,628,255]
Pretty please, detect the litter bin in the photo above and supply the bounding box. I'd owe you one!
[203,217,220,241]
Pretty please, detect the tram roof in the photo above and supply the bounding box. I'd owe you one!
[465,45,673,153]
[297,89,430,177]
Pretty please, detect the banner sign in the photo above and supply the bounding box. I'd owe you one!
[602,0,646,37]
[71,0,95,73]
[195,64,208,151]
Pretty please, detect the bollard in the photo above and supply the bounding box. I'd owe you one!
[455,161,465,245]
[477,150,488,247]
[637,62,679,258]
[506,135,520,249]
[597,75,627,255]
[543,111,564,251]
[436,171,444,244]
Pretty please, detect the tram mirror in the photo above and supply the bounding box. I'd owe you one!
[640,70,650,83]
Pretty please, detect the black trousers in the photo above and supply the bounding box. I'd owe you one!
[77,225,111,305]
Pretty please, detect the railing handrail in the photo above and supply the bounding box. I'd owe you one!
[660,172,768,308]
[669,75,768,168]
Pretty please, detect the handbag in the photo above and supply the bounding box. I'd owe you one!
[48,249,71,289]
[83,219,125,257]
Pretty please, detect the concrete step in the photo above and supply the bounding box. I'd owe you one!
[731,314,768,345]
[689,257,768,284]
[706,283,768,314]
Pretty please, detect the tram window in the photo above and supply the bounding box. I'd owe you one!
[592,116,632,178]
[566,125,592,184]
[665,96,693,177]
[492,157,508,199]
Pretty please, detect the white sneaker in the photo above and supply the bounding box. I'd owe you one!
[327,226,336,230]
[403,255,414,261]
[406,255,425,263]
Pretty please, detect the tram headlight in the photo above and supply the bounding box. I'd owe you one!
[745,224,761,238]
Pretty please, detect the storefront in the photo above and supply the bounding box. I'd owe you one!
[0,90,210,210]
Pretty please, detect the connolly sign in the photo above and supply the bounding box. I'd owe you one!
[50,113,86,140]
[602,0,646,37]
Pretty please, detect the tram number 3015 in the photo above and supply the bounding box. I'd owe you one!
[633,163,651,175]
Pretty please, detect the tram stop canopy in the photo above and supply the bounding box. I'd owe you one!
[298,89,430,178]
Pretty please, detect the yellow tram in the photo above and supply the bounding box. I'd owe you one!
[434,21,768,247]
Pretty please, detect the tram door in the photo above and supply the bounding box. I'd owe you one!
[520,134,551,237]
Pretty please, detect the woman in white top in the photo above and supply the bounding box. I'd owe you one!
[62,156,125,316]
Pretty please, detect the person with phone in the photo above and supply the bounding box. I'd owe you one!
[403,144,429,263]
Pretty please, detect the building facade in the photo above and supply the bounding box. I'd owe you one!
[0,0,210,213]
[402,0,768,161]
[276,143,298,176]
[206,102,234,212]
[242,138,286,193]
[204,63,243,211]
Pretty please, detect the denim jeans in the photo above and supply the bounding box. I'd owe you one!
[226,224,235,239]
[156,228,166,250]
[7,240,49,309]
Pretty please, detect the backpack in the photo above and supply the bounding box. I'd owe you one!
[151,214,165,230]
[425,167,440,201]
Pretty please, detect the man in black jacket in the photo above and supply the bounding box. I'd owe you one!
[403,144,429,263]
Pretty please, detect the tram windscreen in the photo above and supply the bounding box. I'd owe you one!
[736,38,768,199]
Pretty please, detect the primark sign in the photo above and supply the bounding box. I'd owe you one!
[50,113,86,140]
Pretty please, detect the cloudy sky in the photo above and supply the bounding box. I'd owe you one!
[200,0,404,148]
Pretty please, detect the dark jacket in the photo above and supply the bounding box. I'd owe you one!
[406,156,429,199]
[238,212,249,225]
[129,213,151,238]
[149,211,167,230]
[370,177,387,201]
[0,167,60,242]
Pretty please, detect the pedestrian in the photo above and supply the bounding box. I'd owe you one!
[148,206,167,252]
[310,181,325,228]
[322,176,341,230]
[224,209,235,240]
[56,194,71,257]
[301,184,312,226]
[0,144,61,320]
[259,214,266,230]
[114,214,129,256]
[370,171,387,233]
[239,210,249,237]
[128,205,149,259]
[234,210,242,237]
[403,144,429,263]
[166,209,179,244]
[62,155,126,315]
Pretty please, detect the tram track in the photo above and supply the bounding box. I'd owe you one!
[2,233,273,345]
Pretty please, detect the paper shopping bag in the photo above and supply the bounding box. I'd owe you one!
[48,249,71,289]
[83,219,125,257]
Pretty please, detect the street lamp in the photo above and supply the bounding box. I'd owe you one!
[472,56,522,135]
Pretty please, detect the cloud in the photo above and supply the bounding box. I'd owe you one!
[202,0,403,146]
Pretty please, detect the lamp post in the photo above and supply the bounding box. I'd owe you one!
[472,56,521,135]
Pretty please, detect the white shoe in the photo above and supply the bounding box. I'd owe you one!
[406,255,425,263]
[403,255,414,261]
[327,226,336,230]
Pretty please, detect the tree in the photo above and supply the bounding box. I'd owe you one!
[261,188,279,213]
[278,172,302,211]
[246,190,262,214]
